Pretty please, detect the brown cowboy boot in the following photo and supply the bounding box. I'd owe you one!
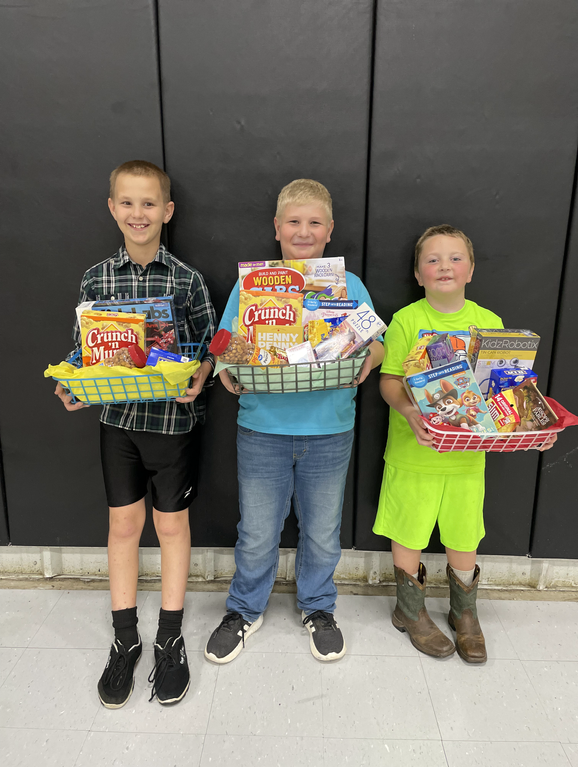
[447,564,487,664]
[392,564,455,658]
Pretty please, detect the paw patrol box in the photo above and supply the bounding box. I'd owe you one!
[406,360,498,433]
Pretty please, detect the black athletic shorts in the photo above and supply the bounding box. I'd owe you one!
[100,423,199,512]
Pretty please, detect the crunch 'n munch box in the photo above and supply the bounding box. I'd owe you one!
[80,310,147,367]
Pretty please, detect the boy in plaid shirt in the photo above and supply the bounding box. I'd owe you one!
[55,161,216,707]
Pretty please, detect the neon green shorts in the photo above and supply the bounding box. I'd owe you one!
[373,463,485,552]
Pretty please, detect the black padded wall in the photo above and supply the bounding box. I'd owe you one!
[158,0,375,547]
[530,182,578,559]
[0,0,576,556]
[0,0,164,544]
[355,0,577,553]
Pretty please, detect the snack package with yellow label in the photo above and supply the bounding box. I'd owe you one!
[486,390,520,432]
[402,334,436,375]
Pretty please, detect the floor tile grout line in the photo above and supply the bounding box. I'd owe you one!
[418,656,447,750]
[0,646,25,692]
[71,728,93,767]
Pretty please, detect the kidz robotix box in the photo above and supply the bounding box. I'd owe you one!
[406,360,498,433]
[468,329,540,396]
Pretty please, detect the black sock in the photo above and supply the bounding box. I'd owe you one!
[156,608,184,647]
[112,606,139,649]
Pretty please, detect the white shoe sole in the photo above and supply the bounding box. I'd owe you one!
[205,614,264,664]
[98,651,142,709]
[157,677,191,705]
[302,612,346,662]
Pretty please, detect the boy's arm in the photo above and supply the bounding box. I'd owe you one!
[379,373,433,446]
[355,339,384,384]
[55,275,93,411]
[176,271,218,403]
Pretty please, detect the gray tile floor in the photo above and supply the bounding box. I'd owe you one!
[0,587,577,766]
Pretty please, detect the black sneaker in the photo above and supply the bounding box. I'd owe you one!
[302,610,346,661]
[97,637,142,709]
[148,635,190,705]
[204,612,263,664]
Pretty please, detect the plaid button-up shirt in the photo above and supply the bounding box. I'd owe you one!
[69,244,217,434]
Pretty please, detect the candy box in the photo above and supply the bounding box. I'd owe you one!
[468,329,540,395]
[513,379,558,431]
[80,310,147,367]
[486,390,520,432]
[426,333,455,368]
[487,368,537,398]
[406,360,498,433]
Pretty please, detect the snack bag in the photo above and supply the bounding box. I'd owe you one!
[513,379,558,431]
[402,334,436,375]
[80,310,147,367]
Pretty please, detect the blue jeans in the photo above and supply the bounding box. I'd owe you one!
[226,427,354,622]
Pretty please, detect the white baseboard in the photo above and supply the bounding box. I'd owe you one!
[0,546,577,591]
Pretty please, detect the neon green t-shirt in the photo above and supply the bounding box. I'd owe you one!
[381,298,503,475]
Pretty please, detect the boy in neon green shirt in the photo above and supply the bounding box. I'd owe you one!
[374,224,556,663]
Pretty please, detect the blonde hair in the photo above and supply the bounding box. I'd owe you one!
[414,224,474,272]
[275,179,333,222]
[109,160,171,205]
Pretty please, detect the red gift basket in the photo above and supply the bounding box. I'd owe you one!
[418,397,576,453]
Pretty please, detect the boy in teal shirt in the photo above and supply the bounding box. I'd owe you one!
[374,224,556,663]
[205,179,384,664]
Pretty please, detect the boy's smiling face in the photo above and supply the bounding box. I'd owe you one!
[274,203,334,260]
[415,234,474,298]
[108,173,174,252]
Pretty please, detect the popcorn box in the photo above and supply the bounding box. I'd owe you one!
[238,290,303,348]
[80,310,147,367]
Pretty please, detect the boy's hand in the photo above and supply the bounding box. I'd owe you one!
[54,382,89,411]
[404,408,434,447]
[217,368,248,395]
[538,433,558,451]
[353,353,374,385]
[176,361,212,403]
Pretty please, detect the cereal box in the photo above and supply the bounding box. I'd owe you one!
[80,310,147,367]
[406,360,498,433]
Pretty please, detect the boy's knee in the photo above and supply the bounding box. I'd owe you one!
[154,510,189,539]
[109,514,144,541]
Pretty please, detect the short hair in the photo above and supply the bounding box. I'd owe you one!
[109,160,171,204]
[275,179,333,222]
[414,224,475,272]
